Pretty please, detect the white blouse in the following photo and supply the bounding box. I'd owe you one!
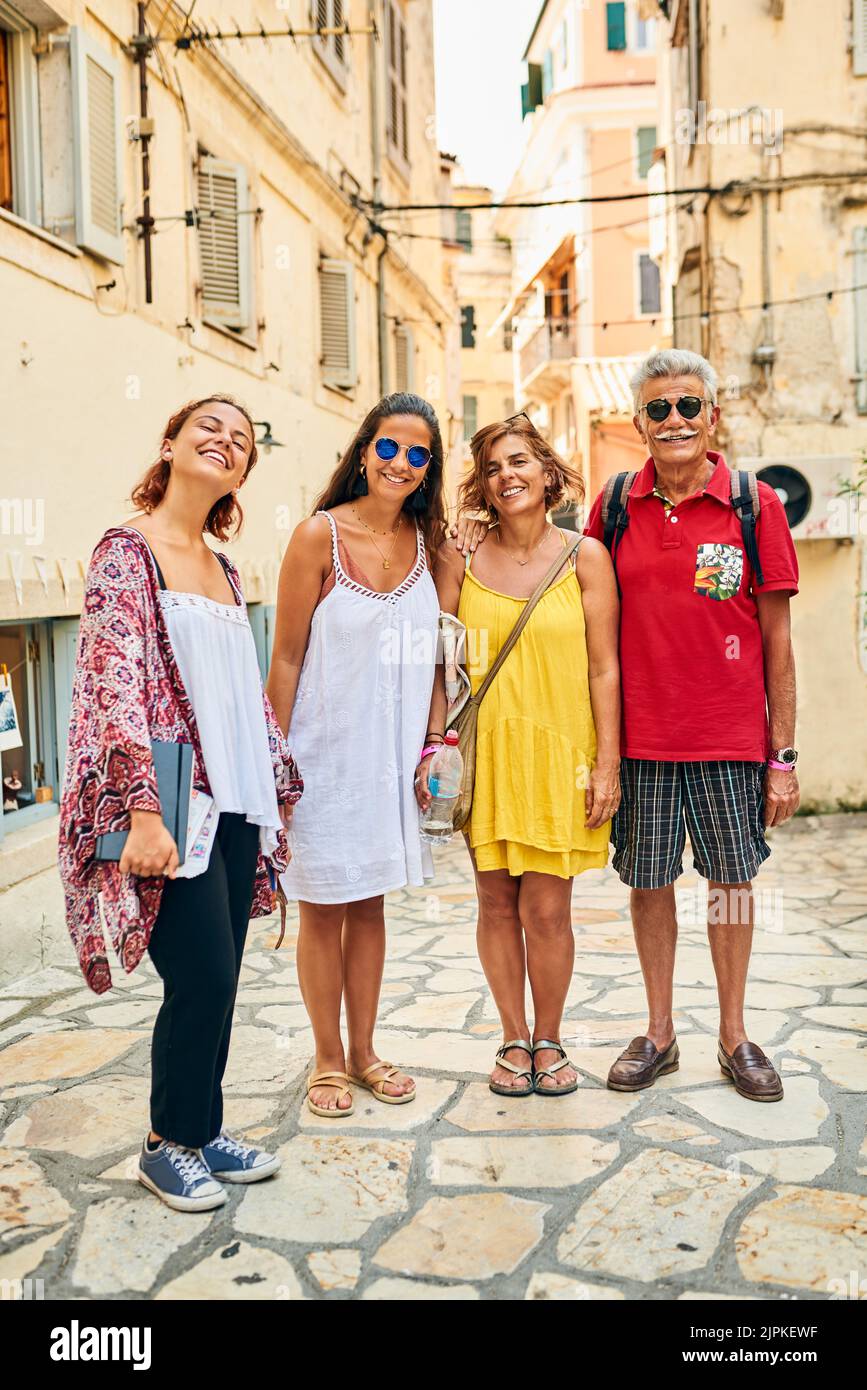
[158,588,283,872]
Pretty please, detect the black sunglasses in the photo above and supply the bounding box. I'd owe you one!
[641,396,706,422]
[374,437,431,469]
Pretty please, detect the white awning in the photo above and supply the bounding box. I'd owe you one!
[573,356,644,416]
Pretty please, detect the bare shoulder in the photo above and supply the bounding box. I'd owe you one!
[283,514,332,576]
[575,535,614,581]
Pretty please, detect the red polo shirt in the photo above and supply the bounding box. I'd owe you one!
[584,451,799,761]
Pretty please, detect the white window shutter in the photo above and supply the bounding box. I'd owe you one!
[854,228,867,413]
[856,0,867,76]
[395,325,413,392]
[320,258,357,389]
[70,28,124,264]
[197,156,252,330]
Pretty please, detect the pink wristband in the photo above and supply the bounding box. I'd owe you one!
[420,744,442,762]
[767,758,796,770]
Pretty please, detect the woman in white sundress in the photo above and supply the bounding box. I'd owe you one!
[267,393,457,1118]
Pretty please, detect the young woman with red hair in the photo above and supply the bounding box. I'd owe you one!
[58,395,303,1211]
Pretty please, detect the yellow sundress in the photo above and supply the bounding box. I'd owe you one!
[457,533,611,878]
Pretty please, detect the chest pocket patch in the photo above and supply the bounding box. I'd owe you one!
[694,543,743,601]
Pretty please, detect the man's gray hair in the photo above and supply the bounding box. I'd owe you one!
[630,349,718,413]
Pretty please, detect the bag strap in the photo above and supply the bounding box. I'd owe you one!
[474,532,581,705]
[729,468,764,587]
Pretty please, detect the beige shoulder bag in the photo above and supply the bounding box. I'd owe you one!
[445,532,582,832]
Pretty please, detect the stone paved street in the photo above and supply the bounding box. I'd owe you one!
[1,814,866,1301]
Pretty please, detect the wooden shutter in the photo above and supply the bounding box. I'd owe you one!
[542,49,554,98]
[394,325,413,392]
[855,0,867,76]
[854,228,867,414]
[463,395,478,441]
[197,156,252,330]
[521,62,543,118]
[455,209,472,251]
[637,125,657,178]
[320,258,357,389]
[70,27,124,263]
[387,1,408,164]
[639,253,661,314]
[461,304,476,349]
[606,2,627,51]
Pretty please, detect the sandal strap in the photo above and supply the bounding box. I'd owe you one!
[532,1039,566,1056]
[496,1039,533,1058]
[535,1056,570,1078]
[307,1071,351,1094]
[357,1060,398,1083]
[494,1056,533,1079]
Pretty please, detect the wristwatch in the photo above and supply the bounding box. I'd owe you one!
[768,747,798,769]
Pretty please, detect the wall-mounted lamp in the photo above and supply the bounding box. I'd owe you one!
[253,421,285,454]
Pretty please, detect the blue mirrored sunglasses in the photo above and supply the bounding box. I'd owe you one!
[374,437,432,469]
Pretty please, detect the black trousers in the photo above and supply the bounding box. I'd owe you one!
[146,812,260,1149]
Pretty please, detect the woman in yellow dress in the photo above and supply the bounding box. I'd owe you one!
[416,415,621,1096]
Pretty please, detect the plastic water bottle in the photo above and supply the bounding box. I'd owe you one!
[420,731,463,843]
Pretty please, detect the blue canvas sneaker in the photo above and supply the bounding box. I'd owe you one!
[137,1138,227,1211]
[200,1131,281,1183]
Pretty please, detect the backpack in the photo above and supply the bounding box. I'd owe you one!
[599,468,764,596]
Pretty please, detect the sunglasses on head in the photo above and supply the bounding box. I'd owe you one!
[641,396,706,422]
[374,437,431,469]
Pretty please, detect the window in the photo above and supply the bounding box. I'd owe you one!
[557,18,568,69]
[0,31,11,212]
[606,2,626,51]
[636,125,657,179]
[460,304,476,349]
[503,322,514,352]
[854,228,867,413]
[455,208,473,252]
[312,0,348,89]
[542,49,554,98]
[856,0,867,76]
[70,28,124,264]
[394,324,413,392]
[638,252,661,315]
[0,1,42,228]
[521,62,543,118]
[386,0,408,168]
[463,395,478,441]
[0,621,57,831]
[196,155,253,332]
[319,257,357,389]
[634,12,656,52]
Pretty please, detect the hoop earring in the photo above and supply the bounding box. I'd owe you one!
[351,463,368,498]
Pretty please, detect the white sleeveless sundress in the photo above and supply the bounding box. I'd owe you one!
[279,511,440,904]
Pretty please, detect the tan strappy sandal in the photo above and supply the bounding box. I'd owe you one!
[489,1039,535,1097]
[348,1060,416,1105]
[532,1039,579,1096]
[306,1071,354,1117]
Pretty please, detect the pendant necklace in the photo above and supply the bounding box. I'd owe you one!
[352,506,402,570]
[496,524,551,567]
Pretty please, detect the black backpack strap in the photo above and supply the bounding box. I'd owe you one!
[729,469,764,588]
[600,471,637,599]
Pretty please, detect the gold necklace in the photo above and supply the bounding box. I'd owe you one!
[495,523,551,567]
[353,507,402,570]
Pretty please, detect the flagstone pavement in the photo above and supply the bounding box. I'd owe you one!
[1,814,866,1302]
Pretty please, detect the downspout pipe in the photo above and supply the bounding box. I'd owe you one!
[368,4,388,396]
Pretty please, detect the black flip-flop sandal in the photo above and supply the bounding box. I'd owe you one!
[532,1038,579,1096]
[489,1039,535,1097]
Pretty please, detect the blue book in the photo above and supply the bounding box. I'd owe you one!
[94,741,194,866]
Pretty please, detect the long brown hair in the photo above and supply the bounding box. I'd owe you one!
[130,394,258,541]
[312,393,447,556]
[459,415,583,521]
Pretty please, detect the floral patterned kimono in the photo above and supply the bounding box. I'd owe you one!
[57,527,302,994]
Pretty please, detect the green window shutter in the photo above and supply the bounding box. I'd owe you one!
[522,62,543,118]
[606,2,626,50]
[463,395,478,441]
[455,209,473,251]
[637,125,657,178]
[460,304,476,349]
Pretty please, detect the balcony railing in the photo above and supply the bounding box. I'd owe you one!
[520,317,579,383]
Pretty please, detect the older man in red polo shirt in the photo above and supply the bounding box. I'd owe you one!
[584,347,799,1102]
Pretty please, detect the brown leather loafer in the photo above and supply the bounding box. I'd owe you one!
[718,1040,783,1102]
[607,1036,679,1092]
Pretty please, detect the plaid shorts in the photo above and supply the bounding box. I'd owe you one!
[611,758,771,889]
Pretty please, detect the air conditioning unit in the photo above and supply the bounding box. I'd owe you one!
[737,455,861,541]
